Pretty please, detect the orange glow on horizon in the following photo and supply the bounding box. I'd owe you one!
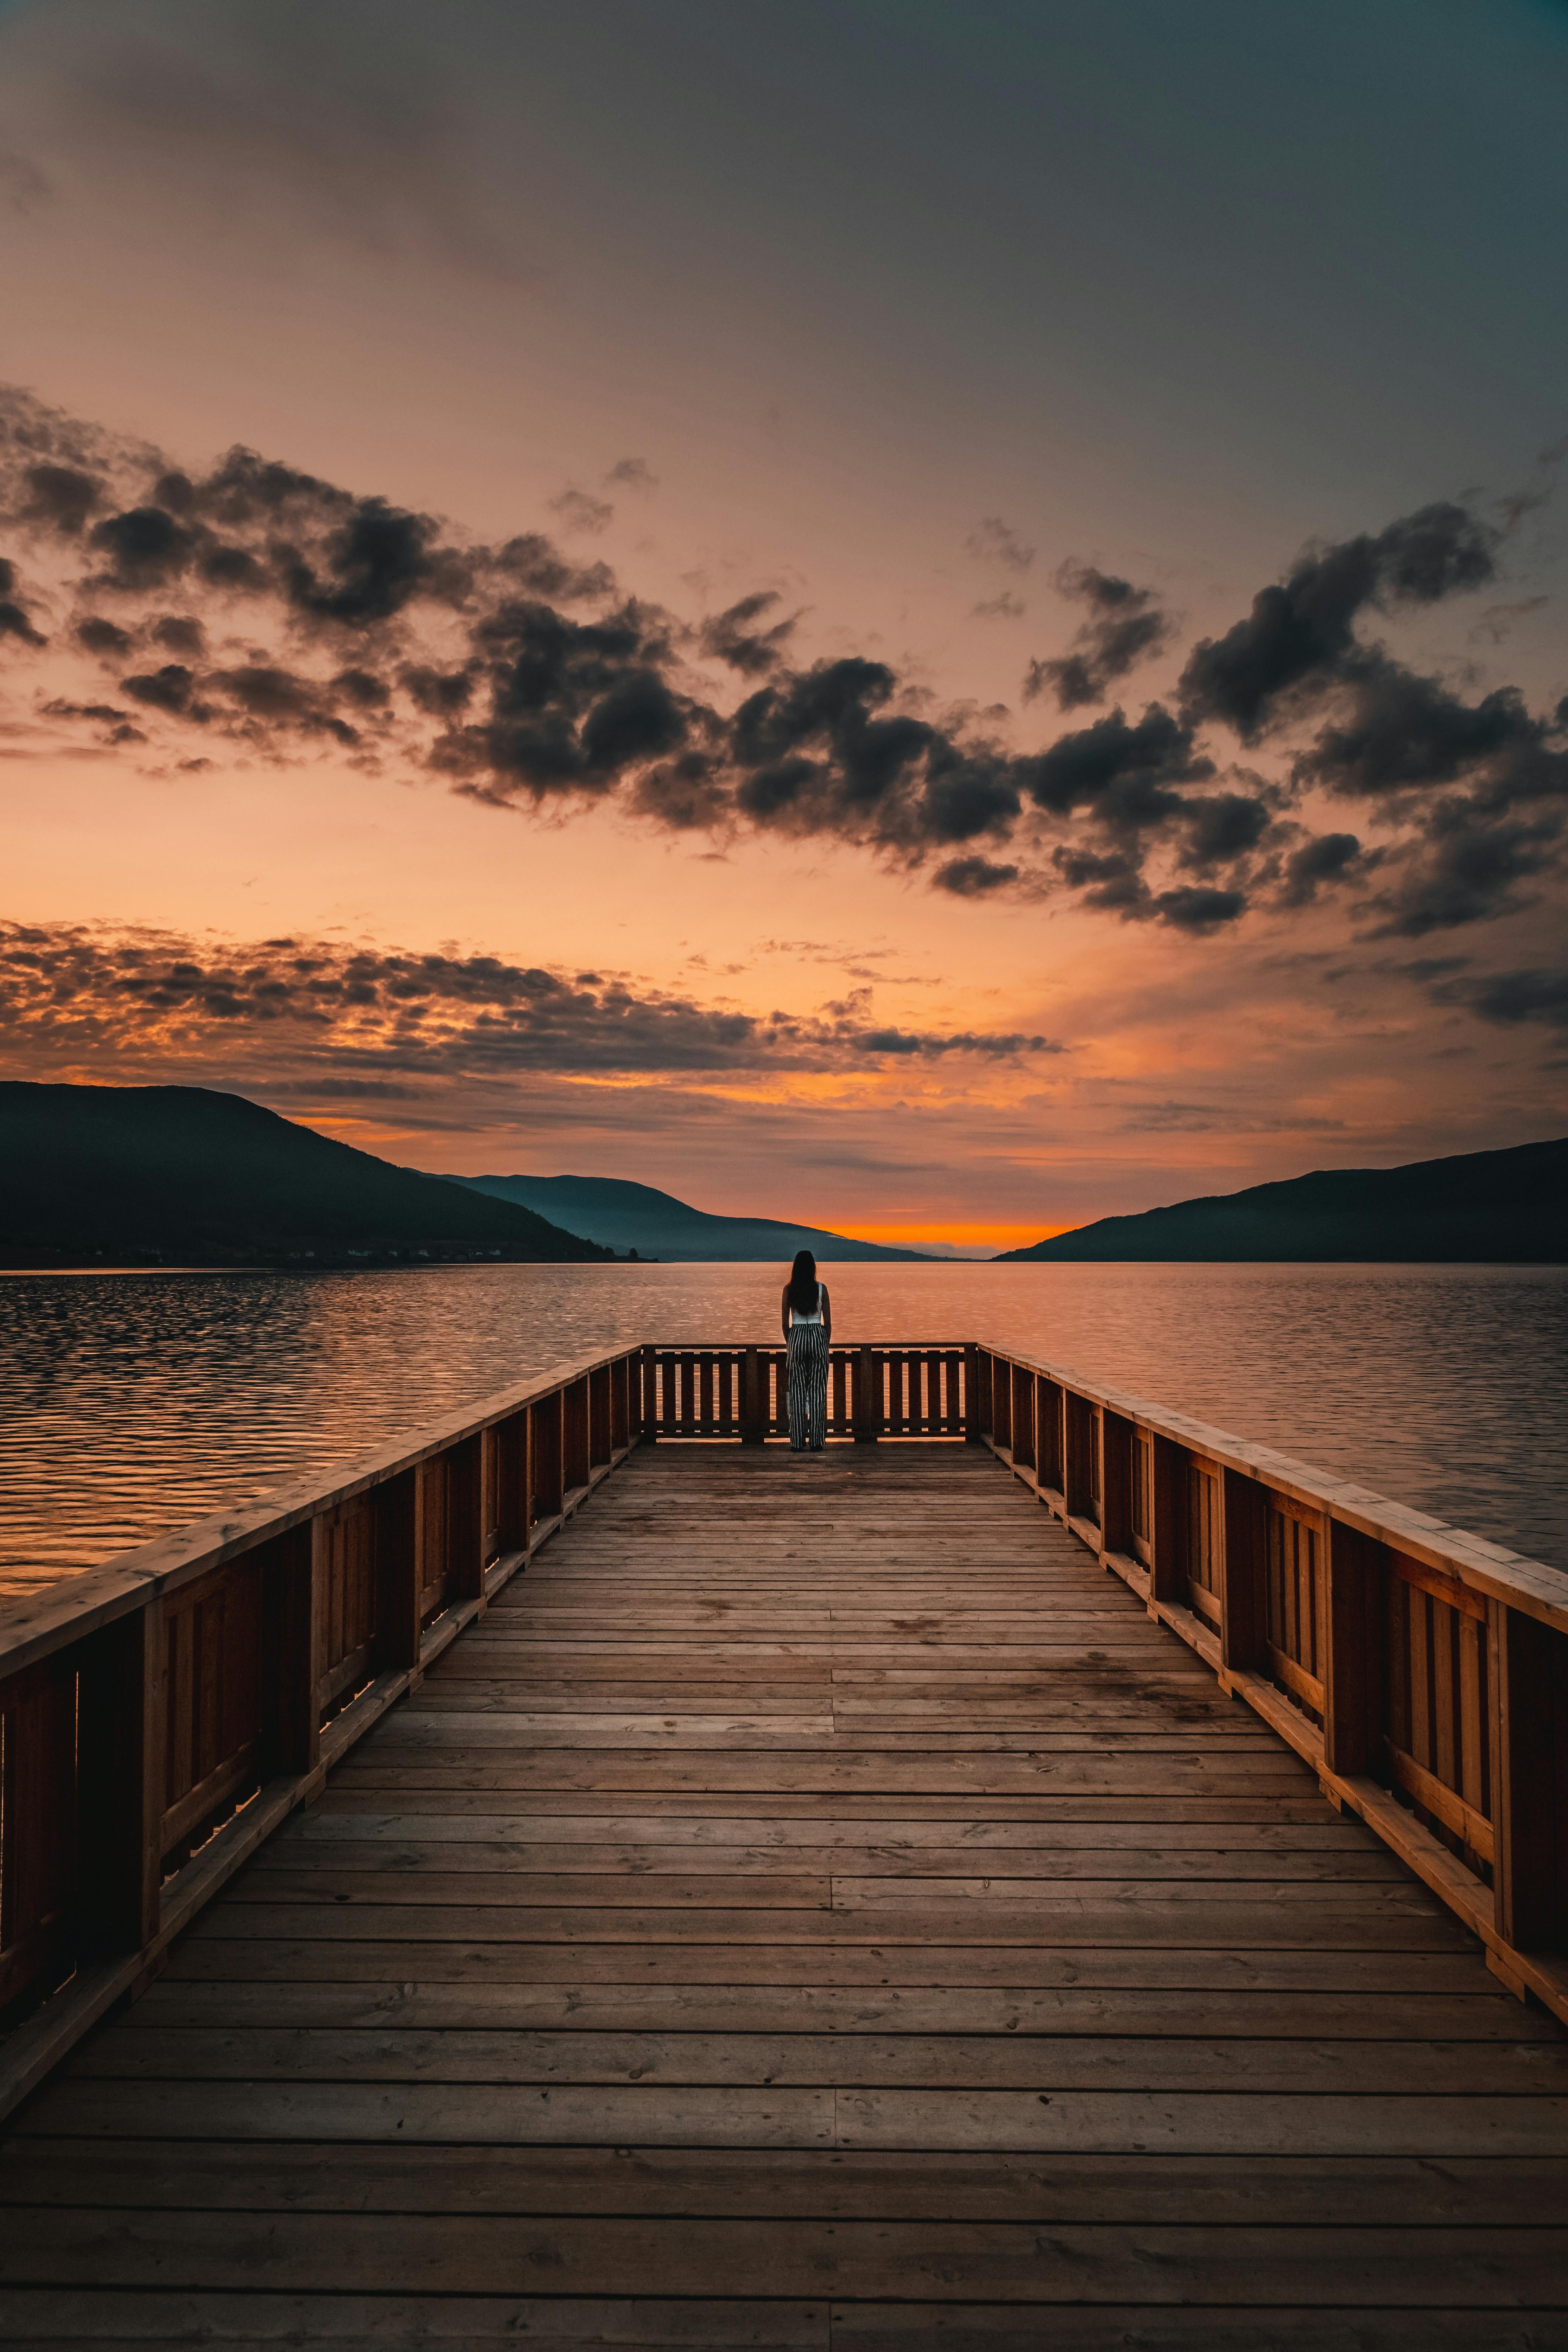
[842,1222,1076,1251]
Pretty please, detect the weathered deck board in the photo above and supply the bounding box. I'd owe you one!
[3,1440,1566,2344]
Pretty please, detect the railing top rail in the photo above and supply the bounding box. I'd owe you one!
[975,1337,1568,1637]
[0,1341,639,1680]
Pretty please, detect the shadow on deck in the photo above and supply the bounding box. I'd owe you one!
[3,1439,1567,2346]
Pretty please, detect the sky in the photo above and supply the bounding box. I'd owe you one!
[2,0,1566,1252]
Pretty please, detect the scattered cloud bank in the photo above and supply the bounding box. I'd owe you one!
[0,920,1060,1093]
[2,386,1562,942]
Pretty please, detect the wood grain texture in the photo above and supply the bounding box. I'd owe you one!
[5,1438,1565,2342]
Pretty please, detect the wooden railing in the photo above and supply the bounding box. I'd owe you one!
[971,1341,1568,2029]
[0,1343,643,2120]
[641,1341,973,1442]
[3,1326,1565,2117]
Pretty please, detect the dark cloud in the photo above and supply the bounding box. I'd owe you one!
[1050,844,1149,916]
[965,516,1034,573]
[933,855,1021,896]
[1367,802,1560,938]
[605,457,657,493]
[0,553,44,648]
[1023,704,1212,829]
[1153,884,1248,932]
[1176,790,1272,870]
[972,591,1026,622]
[1181,502,1499,740]
[852,1026,1053,1057]
[75,616,133,656]
[436,600,692,799]
[208,664,363,746]
[88,502,198,590]
[698,591,798,677]
[152,614,205,657]
[1024,562,1173,711]
[120,664,204,718]
[1459,966,1568,1029]
[282,496,458,626]
[550,487,614,536]
[20,462,102,534]
[1292,661,1547,802]
[1278,830,1363,908]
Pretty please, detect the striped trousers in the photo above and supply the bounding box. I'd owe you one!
[786,1323,829,1450]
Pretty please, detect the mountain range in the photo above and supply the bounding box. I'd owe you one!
[450,1173,934,1261]
[0,1083,607,1267]
[3,1082,1561,1271]
[996,1135,1568,1263]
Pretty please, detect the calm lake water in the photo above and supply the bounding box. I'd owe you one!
[2,1260,1565,1600]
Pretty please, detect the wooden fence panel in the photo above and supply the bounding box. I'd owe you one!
[1185,1454,1223,1630]
[1264,1493,1326,1721]
[1385,1552,1494,1870]
[0,1655,77,2015]
[1064,1393,1098,1528]
[158,1556,265,1870]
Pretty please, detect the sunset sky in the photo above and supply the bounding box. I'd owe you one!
[3,0,1566,1251]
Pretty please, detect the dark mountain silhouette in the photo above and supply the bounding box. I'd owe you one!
[0,1083,608,1267]
[994,1136,1568,1262]
[451,1172,934,1262]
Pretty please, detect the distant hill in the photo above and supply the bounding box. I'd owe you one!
[0,1083,608,1268]
[450,1172,935,1262]
[994,1136,1568,1263]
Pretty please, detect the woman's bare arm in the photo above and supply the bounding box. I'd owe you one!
[781,1284,792,1342]
[821,1285,831,1344]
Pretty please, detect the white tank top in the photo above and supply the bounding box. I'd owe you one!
[792,1281,825,1325]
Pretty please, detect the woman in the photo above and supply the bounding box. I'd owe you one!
[781,1248,831,1453]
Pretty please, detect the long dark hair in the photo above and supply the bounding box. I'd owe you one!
[787,1248,819,1314]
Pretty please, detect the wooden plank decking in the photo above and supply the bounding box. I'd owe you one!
[3,1439,1567,2346]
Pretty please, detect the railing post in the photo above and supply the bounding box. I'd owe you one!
[641,1346,660,1442]
[534,1392,565,1521]
[76,1608,158,1959]
[1489,1602,1565,1954]
[962,1345,980,1440]
[740,1347,765,1445]
[488,1410,529,1556]
[1219,1468,1268,1672]
[448,1435,486,1600]
[853,1345,880,1443]
[261,1522,322,1777]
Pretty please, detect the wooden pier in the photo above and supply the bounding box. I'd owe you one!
[1,1341,1566,2343]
